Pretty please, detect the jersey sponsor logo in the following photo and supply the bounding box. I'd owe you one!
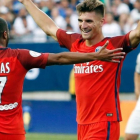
[74,62,103,74]
[29,51,41,57]
[106,113,113,117]
[0,62,10,73]
[95,46,102,52]
[0,102,18,111]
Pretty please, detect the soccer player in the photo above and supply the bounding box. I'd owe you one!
[18,0,140,139]
[0,17,125,140]
[125,53,140,140]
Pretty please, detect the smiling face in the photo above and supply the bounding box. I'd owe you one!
[78,11,104,41]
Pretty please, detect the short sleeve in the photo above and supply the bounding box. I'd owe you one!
[56,29,81,50]
[135,53,140,74]
[110,32,136,53]
[17,49,49,70]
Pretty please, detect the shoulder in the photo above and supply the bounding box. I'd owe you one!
[57,29,81,38]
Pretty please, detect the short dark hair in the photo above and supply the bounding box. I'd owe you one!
[0,18,8,37]
[76,0,105,17]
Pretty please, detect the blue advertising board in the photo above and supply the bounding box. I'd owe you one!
[22,100,77,133]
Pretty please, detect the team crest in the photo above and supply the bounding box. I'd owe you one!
[95,46,102,52]
[29,51,41,57]
[66,31,76,34]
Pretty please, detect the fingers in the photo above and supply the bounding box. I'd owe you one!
[109,48,124,53]
[111,52,125,56]
[101,41,109,50]
[110,60,121,63]
[112,56,124,59]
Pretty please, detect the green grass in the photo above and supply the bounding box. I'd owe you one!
[26,133,77,140]
[25,133,134,140]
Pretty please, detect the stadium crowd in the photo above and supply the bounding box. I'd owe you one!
[0,0,140,42]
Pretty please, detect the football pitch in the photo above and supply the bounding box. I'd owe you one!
[26,133,140,140]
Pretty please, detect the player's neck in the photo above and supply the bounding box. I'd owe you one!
[85,34,104,47]
[0,40,6,48]
[0,43,5,48]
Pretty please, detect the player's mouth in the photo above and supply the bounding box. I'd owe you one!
[81,29,91,34]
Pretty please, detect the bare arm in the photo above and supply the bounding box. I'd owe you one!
[134,72,140,100]
[129,21,140,48]
[19,0,58,40]
[47,41,125,65]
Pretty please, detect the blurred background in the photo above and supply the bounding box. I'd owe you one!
[0,0,140,139]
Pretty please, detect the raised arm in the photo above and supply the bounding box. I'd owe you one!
[47,41,125,65]
[129,21,140,47]
[18,0,58,40]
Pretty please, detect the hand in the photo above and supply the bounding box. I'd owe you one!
[97,41,125,63]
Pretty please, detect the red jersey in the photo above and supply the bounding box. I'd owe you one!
[0,46,48,134]
[57,29,134,124]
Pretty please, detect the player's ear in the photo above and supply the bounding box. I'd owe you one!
[3,31,7,39]
[100,17,104,27]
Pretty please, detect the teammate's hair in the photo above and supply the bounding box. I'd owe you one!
[76,0,105,17]
[0,18,8,38]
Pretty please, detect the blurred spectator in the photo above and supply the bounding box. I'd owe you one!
[51,7,67,30]
[102,12,121,37]
[123,16,135,34]
[0,0,139,43]
[123,0,134,11]
[69,0,80,11]
[130,0,140,22]
[0,6,14,33]
[11,8,37,38]
[34,0,55,17]
[12,0,24,14]
[111,0,130,21]
[58,0,70,18]
[130,0,137,4]
[65,8,80,33]
[114,0,130,15]
[119,13,130,34]
[66,24,74,32]
[0,6,9,20]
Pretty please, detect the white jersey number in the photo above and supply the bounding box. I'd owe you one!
[0,77,7,103]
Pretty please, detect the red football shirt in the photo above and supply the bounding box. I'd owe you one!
[0,47,48,134]
[57,29,134,124]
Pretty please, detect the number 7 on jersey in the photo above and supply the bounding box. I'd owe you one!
[0,77,7,103]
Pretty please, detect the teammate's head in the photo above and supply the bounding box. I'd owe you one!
[0,18,9,47]
[76,0,105,41]
[76,0,105,17]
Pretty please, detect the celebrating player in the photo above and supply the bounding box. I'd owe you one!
[18,0,140,139]
[0,17,125,140]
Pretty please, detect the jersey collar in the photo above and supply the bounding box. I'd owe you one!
[0,45,8,50]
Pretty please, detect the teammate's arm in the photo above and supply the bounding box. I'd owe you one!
[47,42,125,65]
[134,54,140,100]
[134,72,140,100]
[18,0,58,40]
[129,21,140,47]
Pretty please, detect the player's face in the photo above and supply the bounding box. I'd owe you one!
[78,12,104,40]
